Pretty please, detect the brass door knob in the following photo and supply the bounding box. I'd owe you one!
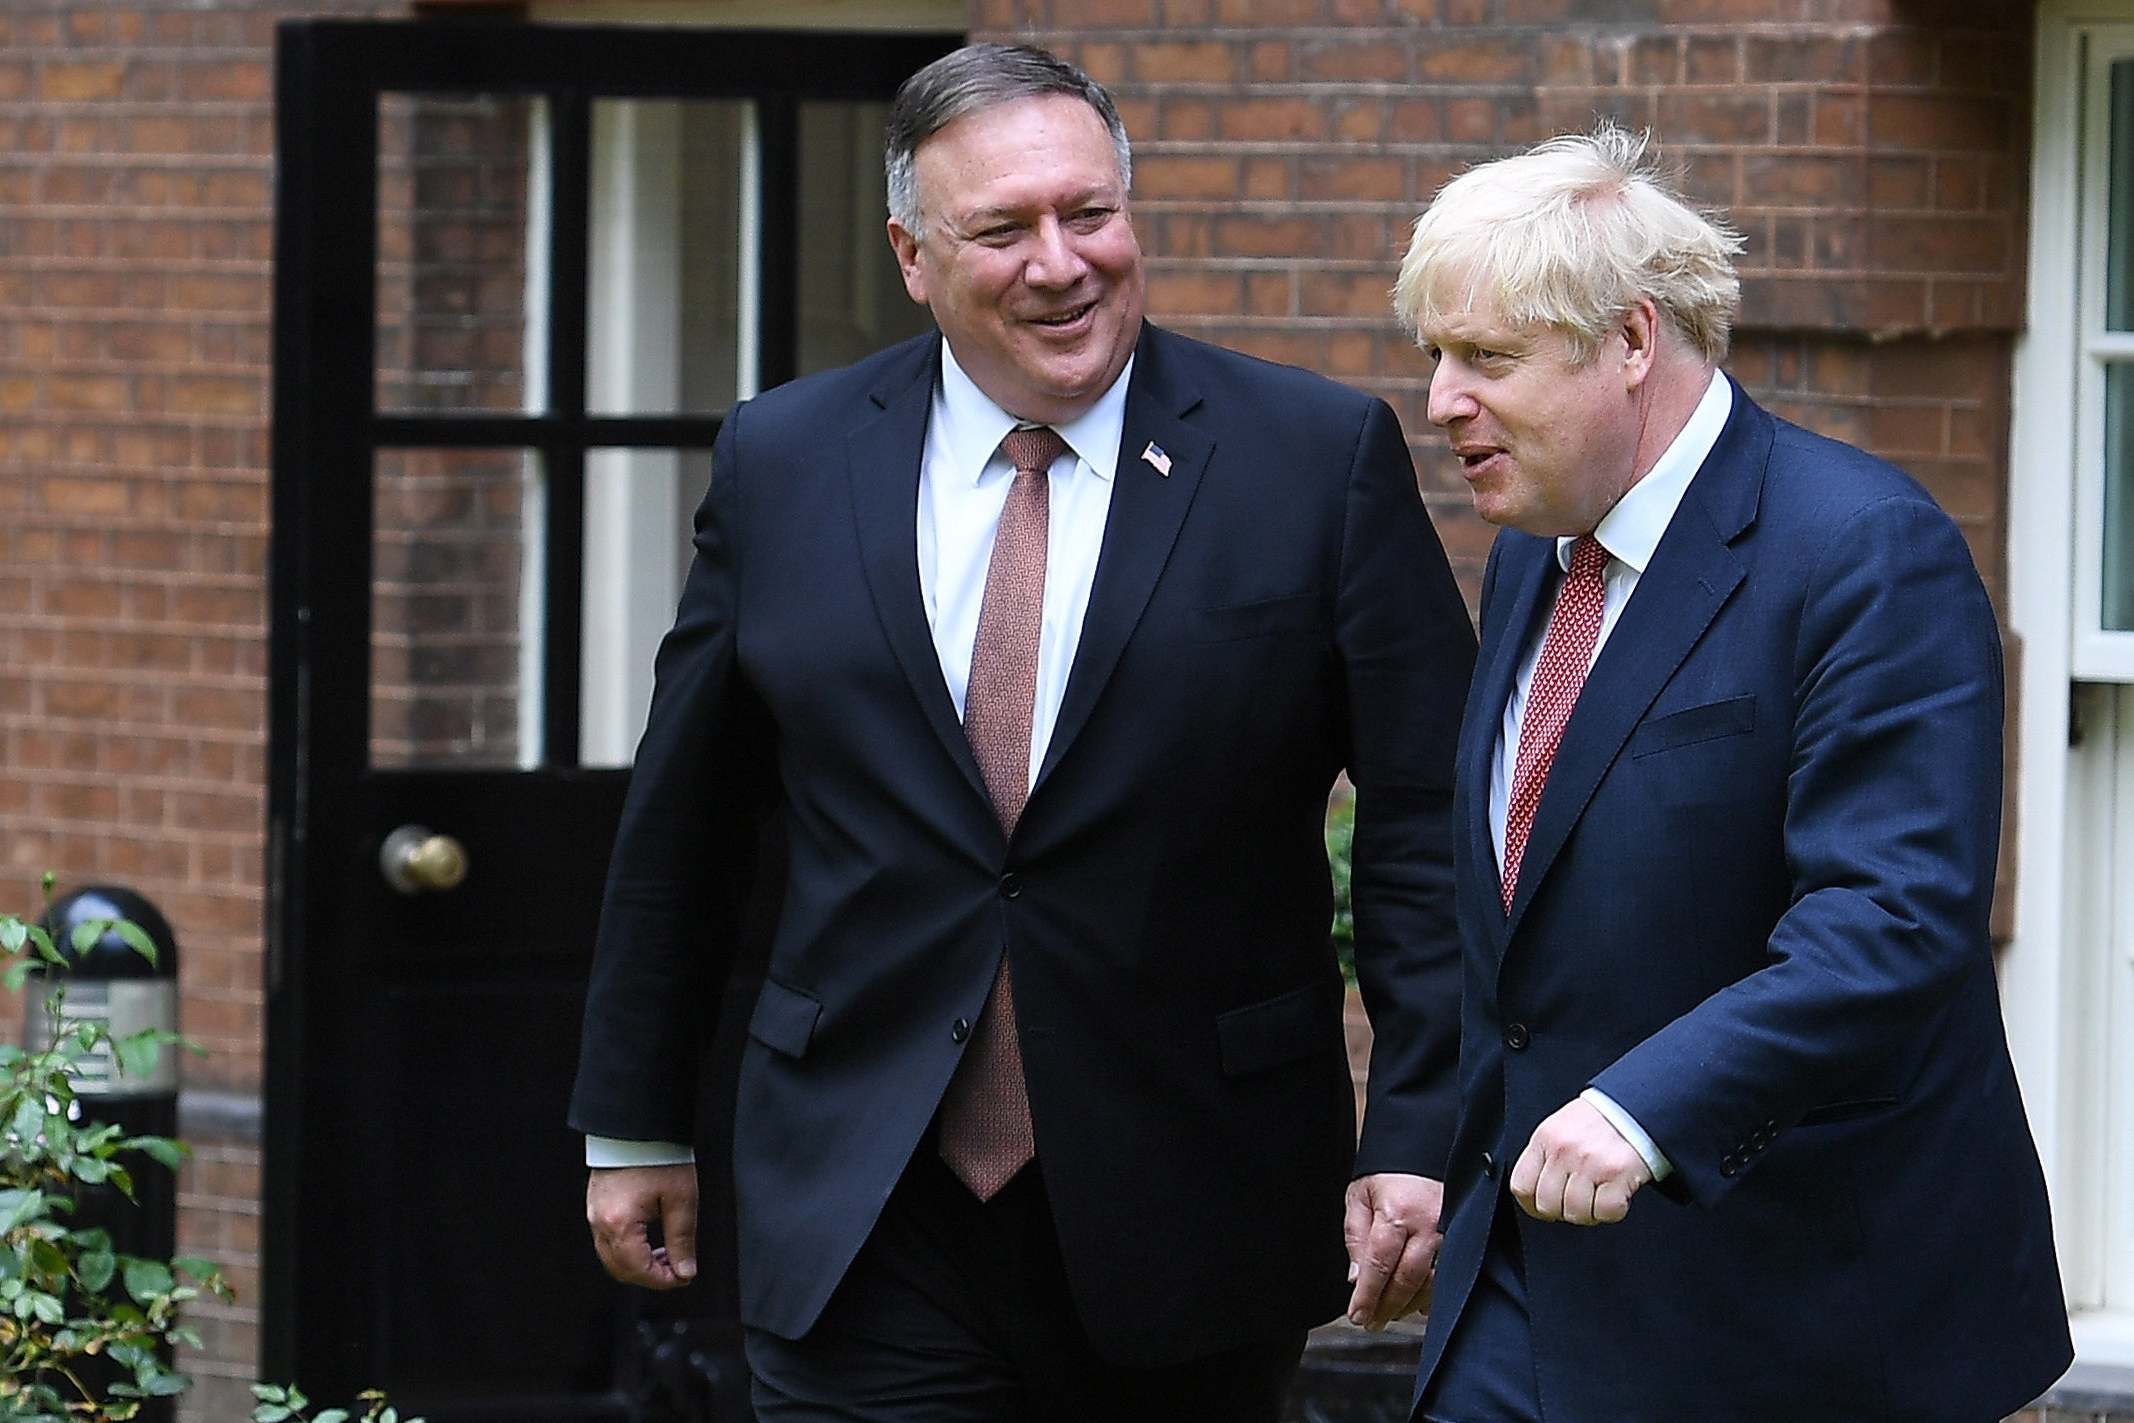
[380,825,468,894]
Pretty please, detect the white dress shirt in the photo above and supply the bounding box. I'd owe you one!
[588,343,1132,1169]
[1487,370,1732,1182]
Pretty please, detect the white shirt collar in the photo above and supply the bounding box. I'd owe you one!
[936,339,1132,487]
[1556,369,1732,573]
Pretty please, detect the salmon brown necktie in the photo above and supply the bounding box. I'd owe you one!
[937,425,1064,1200]
[1500,536,1608,913]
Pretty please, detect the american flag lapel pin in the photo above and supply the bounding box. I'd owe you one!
[1140,441,1172,476]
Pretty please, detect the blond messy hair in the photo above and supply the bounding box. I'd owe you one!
[1393,124,1746,365]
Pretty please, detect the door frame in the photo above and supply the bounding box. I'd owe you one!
[265,17,958,1390]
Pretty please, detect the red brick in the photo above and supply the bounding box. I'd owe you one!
[1868,94,2010,152]
[1134,155,1241,201]
[1747,35,1859,84]
[1299,156,1405,202]
[1146,268,1244,316]
[1137,40,1232,83]
[1657,92,1772,145]
[39,60,125,101]
[1300,40,1409,84]
[1416,38,1531,85]
[1301,270,1401,319]
[1218,97,1326,142]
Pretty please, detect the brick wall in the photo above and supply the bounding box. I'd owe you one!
[980,0,2032,610]
[0,2,396,1415]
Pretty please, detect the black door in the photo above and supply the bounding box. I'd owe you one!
[265,21,956,1419]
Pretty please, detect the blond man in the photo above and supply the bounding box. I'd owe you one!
[1391,126,2070,1422]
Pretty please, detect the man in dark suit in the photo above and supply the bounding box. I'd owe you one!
[570,44,1475,1419]
[1390,126,2072,1421]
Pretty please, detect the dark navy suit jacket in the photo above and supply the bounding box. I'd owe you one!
[1415,381,2072,1421]
[570,325,1476,1365]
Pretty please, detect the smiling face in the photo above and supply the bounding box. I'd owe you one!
[1420,284,1653,536]
[887,94,1145,425]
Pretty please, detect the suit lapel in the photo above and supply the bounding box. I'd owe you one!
[847,335,991,806]
[1502,384,1770,932]
[1463,535,1557,958]
[1034,328,1210,790]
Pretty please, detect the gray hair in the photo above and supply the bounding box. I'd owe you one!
[885,43,1132,242]
[1394,123,1746,365]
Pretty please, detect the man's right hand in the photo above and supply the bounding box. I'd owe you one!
[587,1163,699,1288]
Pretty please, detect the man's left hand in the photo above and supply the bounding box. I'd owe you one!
[1343,1172,1444,1329]
[1509,1097,1652,1226]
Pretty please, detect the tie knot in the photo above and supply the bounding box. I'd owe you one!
[1568,535,1607,581]
[1001,426,1067,477]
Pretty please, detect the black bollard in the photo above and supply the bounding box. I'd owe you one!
[26,885,183,1423]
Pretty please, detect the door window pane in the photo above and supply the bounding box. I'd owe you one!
[797,100,933,375]
[371,448,539,769]
[376,93,537,413]
[579,446,711,768]
[587,99,747,415]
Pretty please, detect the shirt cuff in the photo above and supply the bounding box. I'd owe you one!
[1580,1087,1673,1182]
[585,1135,696,1168]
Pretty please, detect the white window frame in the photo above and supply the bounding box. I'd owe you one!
[2075,26,2134,679]
[2011,0,2134,1374]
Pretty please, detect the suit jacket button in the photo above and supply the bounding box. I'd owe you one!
[951,1017,970,1043]
[1481,1150,1497,1179]
[1720,1155,1740,1177]
[999,872,1022,899]
[1504,1022,1530,1050]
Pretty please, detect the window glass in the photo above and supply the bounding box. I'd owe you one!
[2108,366,2134,631]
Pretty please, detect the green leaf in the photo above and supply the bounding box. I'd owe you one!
[0,1189,44,1232]
[112,919,157,966]
[4,960,33,994]
[77,1246,116,1292]
[72,1156,110,1185]
[70,920,108,955]
[253,1407,294,1423]
[251,1383,289,1403]
[143,1372,189,1397]
[0,919,26,954]
[120,1257,174,1303]
[115,1034,161,1082]
[127,1136,185,1171]
[27,924,59,962]
[316,1411,352,1423]
[28,1290,64,1324]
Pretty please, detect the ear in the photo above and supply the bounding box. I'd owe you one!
[887,218,928,306]
[1620,297,1660,390]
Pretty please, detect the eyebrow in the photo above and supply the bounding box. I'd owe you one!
[961,187,1118,227]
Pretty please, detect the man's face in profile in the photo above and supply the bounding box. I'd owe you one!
[1421,284,1646,538]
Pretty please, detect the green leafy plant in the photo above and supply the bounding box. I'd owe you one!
[1,876,420,1423]
[1326,793,1356,983]
[0,875,226,1420]
[251,1384,420,1423]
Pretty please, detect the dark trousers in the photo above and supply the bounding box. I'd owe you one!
[1417,1195,1543,1423]
[745,1148,1305,1423]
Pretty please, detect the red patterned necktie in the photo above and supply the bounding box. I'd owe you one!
[937,425,1065,1199]
[1501,536,1608,913]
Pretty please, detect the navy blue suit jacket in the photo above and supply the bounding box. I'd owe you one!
[570,325,1476,1365]
[1416,382,2071,1420]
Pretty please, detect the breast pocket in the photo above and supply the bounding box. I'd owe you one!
[1190,593,1321,643]
[1629,693,1760,807]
